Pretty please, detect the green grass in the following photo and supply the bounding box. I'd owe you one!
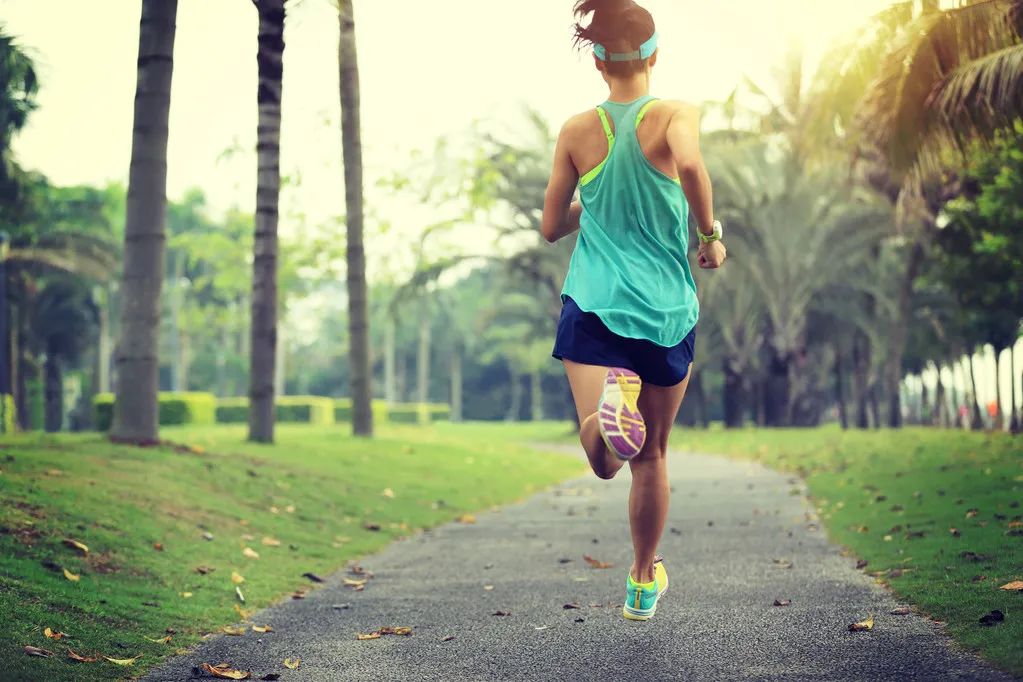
[0,421,583,681]
[672,426,1023,676]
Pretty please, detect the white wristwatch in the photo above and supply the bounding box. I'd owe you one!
[698,220,723,244]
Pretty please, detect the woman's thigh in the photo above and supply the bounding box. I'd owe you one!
[563,359,611,422]
[636,364,693,456]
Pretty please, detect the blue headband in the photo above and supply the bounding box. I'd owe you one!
[593,31,658,62]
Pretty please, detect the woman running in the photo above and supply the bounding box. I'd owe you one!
[541,0,726,621]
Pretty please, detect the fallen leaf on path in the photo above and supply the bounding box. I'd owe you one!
[302,572,324,583]
[583,555,613,569]
[356,632,381,640]
[231,571,245,584]
[234,604,253,619]
[773,599,791,607]
[24,645,54,657]
[201,662,250,679]
[441,635,455,642]
[67,648,99,662]
[343,578,367,588]
[575,617,585,623]
[63,568,80,582]
[589,603,603,608]
[999,581,1023,591]
[261,537,281,547]
[457,514,477,524]
[855,559,868,569]
[483,585,494,591]
[252,625,273,633]
[104,655,141,665]
[144,635,172,644]
[979,610,1005,627]
[283,658,300,669]
[221,626,246,636]
[292,589,309,599]
[62,539,89,555]
[242,547,260,559]
[153,543,164,551]
[44,627,67,640]
[890,607,912,615]
[563,603,581,609]
[332,603,351,610]
[848,616,874,632]
[492,611,511,617]
[772,558,793,569]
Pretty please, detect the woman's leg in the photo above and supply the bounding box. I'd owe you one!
[563,359,627,480]
[627,365,692,583]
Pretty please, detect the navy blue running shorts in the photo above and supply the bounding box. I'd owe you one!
[551,297,696,387]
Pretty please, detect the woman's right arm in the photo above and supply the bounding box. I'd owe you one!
[666,103,726,269]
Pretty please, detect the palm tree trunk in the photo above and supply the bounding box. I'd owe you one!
[1011,346,1019,434]
[834,346,848,429]
[248,0,285,443]
[416,312,430,406]
[338,0,372,436]
[992,346,1004,431]
[505,369,522,422]
[384,315,396,405]
[920,379,930,425]
[450,345,462,422]
[884,239,925,428]
[529,367,542,421]
[97,285,112,393]
[43,351,61,433]
[968,353,983,430]
[764,350,791,426]
[723,361,744,428]
[111,0,177,445]
[852,332,870,429]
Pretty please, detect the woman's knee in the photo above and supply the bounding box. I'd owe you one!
[634,441,667,463]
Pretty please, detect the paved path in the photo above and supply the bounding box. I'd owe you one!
[146,450,1011,682]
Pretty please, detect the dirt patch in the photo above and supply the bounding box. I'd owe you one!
[86,551,122,574]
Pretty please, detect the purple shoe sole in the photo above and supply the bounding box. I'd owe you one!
[598,368,646,460]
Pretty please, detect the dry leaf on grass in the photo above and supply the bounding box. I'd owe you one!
[62,538,89,555]
[221,626,246,636]
[999,581,1023,591]
[63,568,80,582]
[181,592,193,598]
[285,505,295,513]
[236,586,245,603]
[143,635,172,644]
[261,537,281,547]
[24,645,54,657]
[382,488,395,498]
[242,547,260,559]
[363,522,381,531]
[231,571,245,584]
[234,604,253,619]
[43,627,67,640]
[104,655,141,665]
[848,616,874,632]
[196,566,215,575]
[583,555,613,569]
[283,658,300,669]
[773,599,791,607]
[153,543,164,551]
[457,514,477,524]
[67,648,100,662]
[202,662,250,679]
[241,533,255,541]
[291,589,309,599]
[252,625,273,633]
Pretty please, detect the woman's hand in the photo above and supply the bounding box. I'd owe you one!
[697,240,726,269]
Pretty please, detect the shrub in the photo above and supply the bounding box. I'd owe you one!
[387,402,451,425]
[216,396,336,425]
[215,398,248,424]
[93,392,217,431]
[334,398,389,425]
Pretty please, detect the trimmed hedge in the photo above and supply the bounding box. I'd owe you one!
[215,396,335,425]
[93,392,217,432]
[334,398,389,425]
[388,402,451,425]
[0,394,15,434]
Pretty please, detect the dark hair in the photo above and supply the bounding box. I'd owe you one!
[572,0,655,76]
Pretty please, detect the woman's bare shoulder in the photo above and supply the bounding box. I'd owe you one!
[653,99,701,118]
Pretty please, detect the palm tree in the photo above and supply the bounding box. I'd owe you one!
[110,0,178,444]
[0,27,37,200]
[338,0,372,436]
[248,0,286,443]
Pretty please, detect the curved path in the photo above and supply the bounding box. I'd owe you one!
[145,450,1010,682]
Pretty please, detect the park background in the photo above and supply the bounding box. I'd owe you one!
[0,0,1021,680]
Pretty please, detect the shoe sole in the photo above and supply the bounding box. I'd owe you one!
[597,368,646,460]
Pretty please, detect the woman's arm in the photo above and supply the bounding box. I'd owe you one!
[541,123,581,243]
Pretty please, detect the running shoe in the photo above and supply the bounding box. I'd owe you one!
[623,558,669,621]
[597,367,646,460]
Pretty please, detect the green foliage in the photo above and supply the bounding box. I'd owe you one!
[93,392,216,432]
[387,402,451,424]
[334,398,388,425]
[214,397,248,424]
[216,396,337,425]
[0,393,15,434]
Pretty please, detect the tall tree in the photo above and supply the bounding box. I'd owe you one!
[110,0,177,444]
[249,0,286,443]
[0,26,38,203]
[338,0,372,436]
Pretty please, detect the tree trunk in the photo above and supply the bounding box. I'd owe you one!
[869,383,881,429]
[1011,346,1019,434]
[764,350,790,426]
[949,363,961,428]
[416,312,430,405]
[834,346,848,429]
[852,332,870,429]
[339,0,372,436]
[111,0,177,444]
[692,369,710,428]
[97,285,112,393]
[920,378,930,425]
[529,367,542,421]
[43,351,62,433]
[723,362,744,428]
[215,326,227,396]
[505,369,522,422]
[885,239,925,428]
[384,315,396,405]
[992,346,1004,431]
[247,0,285,443]
[396,352,407,403]
[968,353,983,430]
[450,345,462,422]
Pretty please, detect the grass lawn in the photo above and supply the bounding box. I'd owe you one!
[0,421,583,681]
[672,426,1023,676]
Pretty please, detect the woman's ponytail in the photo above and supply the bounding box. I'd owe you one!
[572,0,634,49]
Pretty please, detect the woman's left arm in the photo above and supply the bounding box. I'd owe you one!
[541,124,580,243]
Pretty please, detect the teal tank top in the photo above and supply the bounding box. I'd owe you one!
[561,95,699,347]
